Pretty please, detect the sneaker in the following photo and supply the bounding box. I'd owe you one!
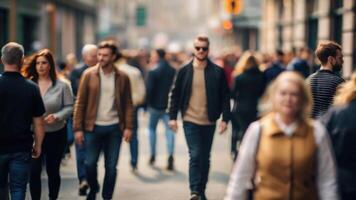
[79,180,89,196]
[167,155,174,171]
[149,155,155,165]
[190,193,200,200]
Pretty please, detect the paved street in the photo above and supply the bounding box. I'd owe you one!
[28,111,234,200]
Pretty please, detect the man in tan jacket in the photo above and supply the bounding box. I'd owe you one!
[73,40,133,200]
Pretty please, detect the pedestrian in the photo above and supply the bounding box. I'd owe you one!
[73,40,133,200]
[169,35,230,200]
[224,71,338,200]
[0,42,45,200]
[322,72,356,200]
[115,50,146,171]
[69,44,98,196]
[146,48,176,170]
[308,40,345,119]
[22,48,74,200]
[287,47,311,78]
[230,51,265,161]
[263,49,285,85]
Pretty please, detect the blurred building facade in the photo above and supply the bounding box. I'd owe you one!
[260,0,356,77]
[0,0,97,72]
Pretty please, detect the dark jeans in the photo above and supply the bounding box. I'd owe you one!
[75,142,87,183]
[129,107,139,167]
[183,122,216,195]
[0,152,31,200]
[30,127,67,200]
[85,124,122,199]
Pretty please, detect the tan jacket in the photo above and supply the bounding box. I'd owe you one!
[73,64,133,132]
[254,114,318,200]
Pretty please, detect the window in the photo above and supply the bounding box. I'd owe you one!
[306,0,319,50]
[330,0,343,44]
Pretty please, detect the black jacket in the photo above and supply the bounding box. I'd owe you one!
[321,100,356,198]
[146,60,176,110]
[169,59,230,122]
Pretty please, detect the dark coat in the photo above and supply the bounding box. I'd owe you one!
[231,67,265,135]
[321,100,356,199]
[169,59,230,122]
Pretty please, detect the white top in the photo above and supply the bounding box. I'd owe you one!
[95,68,119,125]
[224,115,338,200]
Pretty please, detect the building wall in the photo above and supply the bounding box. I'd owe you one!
[260,0,356,77]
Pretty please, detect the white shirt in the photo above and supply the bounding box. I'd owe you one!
[95,68,119,125]
[224,116,338,200]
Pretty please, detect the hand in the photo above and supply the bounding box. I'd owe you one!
[123,129,132,142]
[169,120,178,132]
[32,144,42,158]
[75,131,84,145]
[218,121,228,134]
[44,114,58,124]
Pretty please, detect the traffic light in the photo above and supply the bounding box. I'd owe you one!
[136,5,146,27]
[225,0,243,15]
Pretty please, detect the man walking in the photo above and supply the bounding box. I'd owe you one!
[0,42,45,200]
[70,44,98,196]
[169,36,230,200]
[115,51,146,171]
[73,40,133,200]
[146,49,176,170]
[308,40,345,119]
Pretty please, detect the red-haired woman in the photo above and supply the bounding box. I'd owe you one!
[22,49,74,200]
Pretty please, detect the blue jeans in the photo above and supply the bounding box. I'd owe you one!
[148,107,175,156]
[129,107,139,167]
[183,122,216,195]
[85,124,122,199]
[75,142,86,183]
[0,152,31,200]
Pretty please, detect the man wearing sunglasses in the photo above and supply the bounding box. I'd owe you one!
[169,35,230,200]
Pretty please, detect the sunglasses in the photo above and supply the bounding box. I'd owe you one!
[195,46,209,51]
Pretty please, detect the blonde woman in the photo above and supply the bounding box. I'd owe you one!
[230,51,265,161]
[225,71,338,200]
[322,72,356,200]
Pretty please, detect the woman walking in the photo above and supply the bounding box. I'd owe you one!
[23,49,74,200]
[225,71,337,200]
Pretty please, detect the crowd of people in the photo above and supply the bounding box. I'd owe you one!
[0,35,355,200]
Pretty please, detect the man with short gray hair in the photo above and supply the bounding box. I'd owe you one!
[0,42,45,200]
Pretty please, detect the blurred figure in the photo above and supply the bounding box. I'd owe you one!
[308,40,345,119]
[23,49,74,200]
[322,72,356,200]
[0,42,45,200]
[69,44,98,196]
[287,47,311,78]
[263,49,285,85]
[73,41,133,200]
[169,35,230,200]
[62,53,77,79]
[146,49,176,170]
[115,50,146,171]
[225,72,337,200]
[230,51,265,161]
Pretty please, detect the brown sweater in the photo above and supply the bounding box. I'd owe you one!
[254,114,318,200]
[73,64,133,132]
[183,64,213,125]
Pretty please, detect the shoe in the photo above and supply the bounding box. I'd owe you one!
[131,165,138,172]
[86,191,96,200]
[79,180,89,196]
[190,193,200,200]
[167,155,174,171]
[149,155,155,165]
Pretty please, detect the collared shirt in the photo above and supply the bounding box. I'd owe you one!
[224,118,338,200]
[95,68,119,125]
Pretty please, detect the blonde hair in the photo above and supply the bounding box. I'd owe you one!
[334,72,356,106]
[233,51,260,77]
[259,71,313,121]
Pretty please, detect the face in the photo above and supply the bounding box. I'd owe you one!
[84,48,98,67]
[35,56,51,77]
[193,40,209,61]
[274,80,301,118]
[330,49,343,72]
[149,50,159,65]
[97,48,115,68]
